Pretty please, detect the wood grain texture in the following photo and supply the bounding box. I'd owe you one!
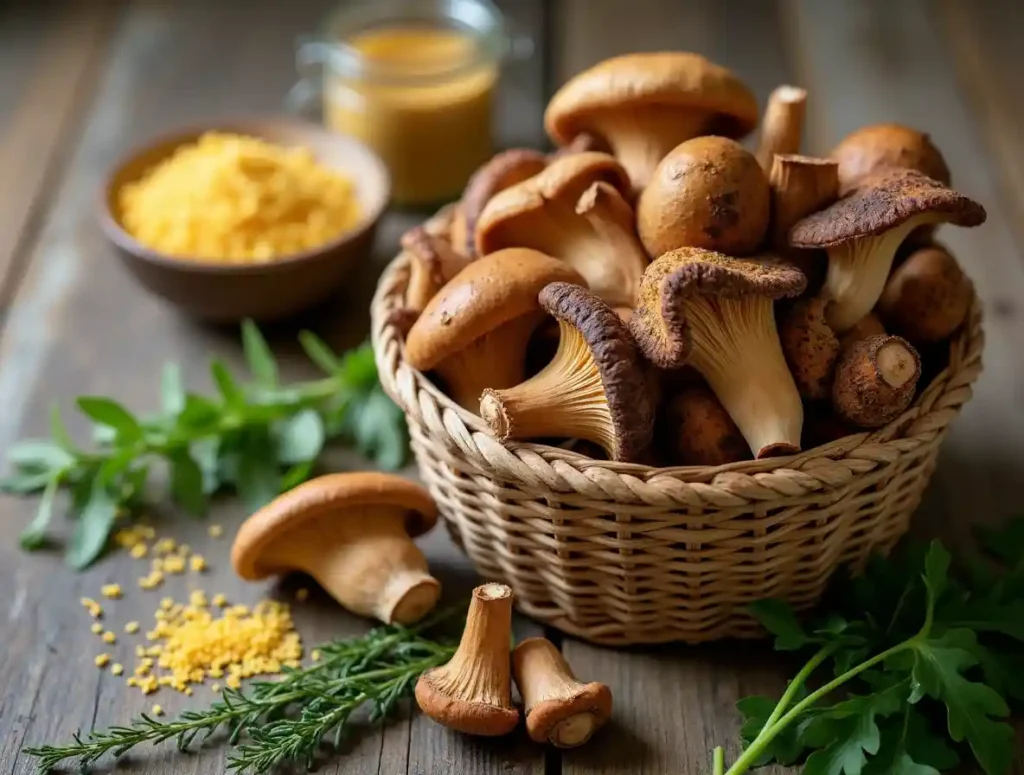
[0,0,548,773]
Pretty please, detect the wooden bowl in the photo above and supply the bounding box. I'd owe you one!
[100,118,390,322]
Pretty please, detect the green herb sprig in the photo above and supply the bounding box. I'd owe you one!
[718,520,1024,775]
[0,322,408,568]
[24,610,458,773]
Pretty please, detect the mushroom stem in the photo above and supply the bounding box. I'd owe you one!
[512,637,612,748]
[271,506,440,625]
[756,86,807,170]
[823,213,931,332]
[687,298,804,458]
[832,334,921,428]
[434,313,543,410]
[402,226,472,314]
[414,583,520,736]
[574,182,648,306]
[769,154,839,252]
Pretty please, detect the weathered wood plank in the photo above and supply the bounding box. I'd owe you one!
[0,0,549,773]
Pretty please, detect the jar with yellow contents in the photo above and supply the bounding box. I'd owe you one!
[291,0,520,207]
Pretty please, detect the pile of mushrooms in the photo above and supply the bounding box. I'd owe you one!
[398,51,987,466]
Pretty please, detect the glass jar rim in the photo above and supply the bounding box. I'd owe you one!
[311,0,508,85]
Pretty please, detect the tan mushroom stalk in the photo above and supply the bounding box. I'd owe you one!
[545,52,758,191]
[512,637,612,748]
[832,334,921,428]
[405,248,585,410]
[840,313,886,352]
[877,246,972,342]
[638,136,770,257]
[830,123,951,194]
[779,298,841,400]
[480,283,655,463]
[659,386,750,466]
[415,583,520,737]
[476,153,647,307]
[629,249,807,458]
[789,168,986,333]
[755,85,808,170]
[231,473,440,625]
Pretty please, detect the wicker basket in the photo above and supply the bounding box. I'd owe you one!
[370,212,984,646]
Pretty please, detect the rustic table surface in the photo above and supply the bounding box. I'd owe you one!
[1,0,1022,773]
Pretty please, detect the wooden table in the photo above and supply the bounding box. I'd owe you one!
[1,1,1022,773]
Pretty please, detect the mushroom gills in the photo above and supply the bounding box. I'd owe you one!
[259,505,440,625]
[686,296,803,458]
[823,212,934,332]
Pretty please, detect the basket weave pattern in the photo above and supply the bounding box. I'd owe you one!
[370,217,984,646]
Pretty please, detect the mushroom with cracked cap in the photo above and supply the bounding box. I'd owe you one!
[544,52,758,191]
[404,248,585,410]
[475,152,647,307]
[832,334,921,428]
[629,249,807,458]
[415,583,520,736]
[779,297,841,401]
[658,385,750,466]
[512,637,612,748]
[638,136,770,258]
[788,168,985,333]
[876,246,972,343]
[480,283,655,463]
[231,473,440,625]
[830,123,951,195]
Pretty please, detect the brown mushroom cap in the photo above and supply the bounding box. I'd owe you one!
[638,136,770,257]
[404,248,585,371]
[231,473,437,580]
[630,249,806,368]
[658,385,751,466]
[545,52,758,146]
[789,168,986,248]
[876,246,972,343]
[831,123,951,194]
[840,313,886,352]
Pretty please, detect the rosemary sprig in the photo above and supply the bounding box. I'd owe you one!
[1,322,409,568]
[24,611,459,773]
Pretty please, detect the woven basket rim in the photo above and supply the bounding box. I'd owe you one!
[371,216,984,494]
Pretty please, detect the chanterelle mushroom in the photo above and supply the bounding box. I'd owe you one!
[475,152,646,307]
[415,583,520,736]
[830,123,951,194]
[545,52,758,191]
[638,136,770,258]
[404,248,585,410]
[629,249,806,458]
[512,637,612,748]
[789,168,986,333]
[231,473,439,625]
[480,283,655,463]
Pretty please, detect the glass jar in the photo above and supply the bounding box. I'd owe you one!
[291,0,513,207]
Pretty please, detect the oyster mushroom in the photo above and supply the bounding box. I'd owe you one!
[398,225,473,324]
[638,136,770,258]
[658,385,751,466]
[779,297,841,400]
[415,583,520,736]
[544,52,758,191]
[830,123,951,194]
[832,334,921,428]
[512,637,612,748]
[789,168,986,333]
[405,248,584,410]
[629,249,806,458]
[480,283,654,463]
[476,152,647,307]
[755,85,808,170]
[877,246,972,343]
[231,473,439,625]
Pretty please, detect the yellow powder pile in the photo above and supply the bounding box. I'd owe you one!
[119,132,362,263]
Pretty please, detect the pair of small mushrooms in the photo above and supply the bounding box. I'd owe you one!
[416,583,612,748]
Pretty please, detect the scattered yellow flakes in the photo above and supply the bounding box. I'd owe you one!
[80,598,103,618]
[160,597,174,610]
[225,675,241,690]
[130,543,148,559]
[163,555,186,575]
[190,555,207,573]
[150,558,164,573]
[295,588,309,602]
[101,583,123,599]
[211,683,221,693]
[151,704,164,717]
[138,571,164,590]
[178,544,191,556]
[208,524,223,538]
[311,649,321,662]
[125,621,140,634]
[136,645,146,658]
[90,622,104,635]
[95,654,111,668]
[184,687,193,696]
[212,593,228,607]
[102,631,117,644]
[154,538,177,555]
[189,590,208,608]
[127,677,138,687]
[111,663,124,676]
[208,667,223,678]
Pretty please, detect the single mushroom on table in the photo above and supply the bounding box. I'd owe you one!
[638,136,770,258]
[629,249,807,458]
[404,248,585,410]
[479,283,655,463]
[789,168,986,333]
[779,297,841,400]
[830,123,951,194]
[658,385,751,467]
[475,152,648,307]
[544,52,758,191]
[512,637,612,748]
[876,246,972,343]
[415,583,520,737]
[231,473,440,625]
[832,334,921,428]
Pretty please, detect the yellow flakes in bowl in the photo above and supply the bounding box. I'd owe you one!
[119,132,362,263]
